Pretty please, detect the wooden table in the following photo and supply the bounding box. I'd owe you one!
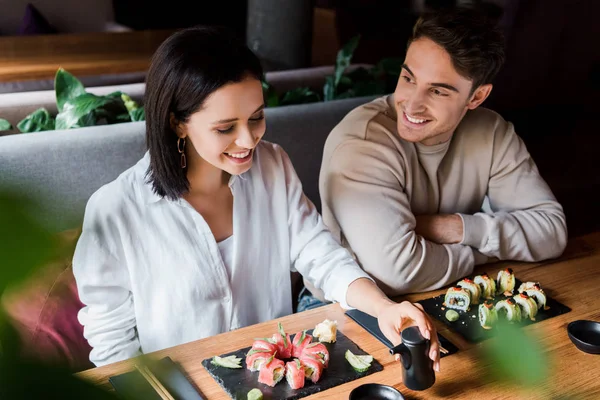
[0,30,174,83]
[77,232,600,399]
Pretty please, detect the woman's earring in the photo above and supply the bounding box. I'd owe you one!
[177,137,186,168]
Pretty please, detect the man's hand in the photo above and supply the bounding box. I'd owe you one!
[415,214,464,244]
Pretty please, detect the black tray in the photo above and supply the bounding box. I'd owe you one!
[201,329,382,400]
[417,278,572,343]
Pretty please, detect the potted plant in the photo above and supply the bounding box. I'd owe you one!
[0,68,145,134]
[1,35,400,134]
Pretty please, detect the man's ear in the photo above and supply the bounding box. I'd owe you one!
[467,84,493,110]
[170,113,186,138]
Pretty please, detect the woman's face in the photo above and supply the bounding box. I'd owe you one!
[177,76,266,176]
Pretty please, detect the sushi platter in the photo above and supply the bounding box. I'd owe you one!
[202,321,383,400]
[418,268,572,343]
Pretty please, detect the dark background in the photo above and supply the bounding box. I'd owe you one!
[112,0,599,236]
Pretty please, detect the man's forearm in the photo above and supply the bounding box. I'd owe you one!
[415,214,463,244]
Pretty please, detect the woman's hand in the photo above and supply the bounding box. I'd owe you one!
[377,301,441,372]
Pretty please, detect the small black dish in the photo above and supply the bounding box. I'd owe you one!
[349,383,405,400]
[567,320,600,354]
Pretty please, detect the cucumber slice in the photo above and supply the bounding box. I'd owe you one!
[445,309,460,322]
[247,388,263,400]
[345,349,372,372]
[211,355,242,369]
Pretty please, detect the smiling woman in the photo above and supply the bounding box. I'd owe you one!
[71,25,440,369]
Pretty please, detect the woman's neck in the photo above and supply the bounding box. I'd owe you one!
[185,154,231,196]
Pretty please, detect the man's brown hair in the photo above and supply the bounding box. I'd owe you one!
[409,7,506,93]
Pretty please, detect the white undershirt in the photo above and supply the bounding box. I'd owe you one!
[217,235,235,281]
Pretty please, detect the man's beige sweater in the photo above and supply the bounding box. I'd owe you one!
[306,95,567,300]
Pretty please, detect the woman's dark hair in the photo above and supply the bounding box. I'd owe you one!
[408,6,505,94]
[145,25,264,200]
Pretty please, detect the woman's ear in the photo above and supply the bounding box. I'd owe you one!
[170,113,186,138]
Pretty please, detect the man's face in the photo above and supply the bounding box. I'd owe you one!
[393,37,490,146]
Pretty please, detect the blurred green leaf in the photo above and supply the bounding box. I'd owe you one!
[334,34,361,87]
[481,319,549,387]
[262,80,279,107]
[280,87,320,106]
[121,93,145,121]
[323,75,336,102]
[55,68,86,113]
[130,107,145,122]
[16,108,55,133]
[0,119,12,131]
[0,191,61,290]
[55,93,119,130]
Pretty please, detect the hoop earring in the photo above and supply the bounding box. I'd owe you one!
[177,137,187,169]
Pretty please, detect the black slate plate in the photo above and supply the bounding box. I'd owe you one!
[201,329,383,400]
[417,278,572,343]
[344,309,459,357]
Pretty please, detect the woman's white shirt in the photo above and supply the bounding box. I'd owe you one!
[73,141,371,367]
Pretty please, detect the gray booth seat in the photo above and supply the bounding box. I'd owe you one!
[0,95,377,232]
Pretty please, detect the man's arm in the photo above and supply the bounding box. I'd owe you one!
[322,140,487,297]
[457,120,567,261]
[414,214,463,244]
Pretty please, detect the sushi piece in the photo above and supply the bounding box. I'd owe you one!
[258,355,285,387]
[457,278,482,305]
[285,359,305,390]
[271,322,293,359]
[513,293,539,321]
[495,298,522,323]
[245,348,275,372]
[313,319,338,343]
[474,273,497,299]
[251,338,277,354]
[301,342,330,367]
[496,268,516,294]
[292,330,313,358]
[478,300,498,329]
[518,282,549,310]
[299,355,324,383]
[443,286,471,311]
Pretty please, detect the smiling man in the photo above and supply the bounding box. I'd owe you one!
[299,7,567,307]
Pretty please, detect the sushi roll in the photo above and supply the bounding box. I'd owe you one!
[518,282,548,310]
[285,359,305,390]
[258,355,285,387]
[497,268,516,294]
[272,322,293,359]
[457,278,482,305]
[251,338,277,354]
[246,348,275,372]
[495,298,522,323]
[478,300,498,330]
[292,331,313,358]
[301,342,330,367]
[300,355,324,383]
[474,273,497,299]
[513,293,539,321]
[443,286,471,312]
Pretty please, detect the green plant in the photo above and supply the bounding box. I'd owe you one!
[262,35,402,108]
[0,68,145,134]
[0,188,118,398]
